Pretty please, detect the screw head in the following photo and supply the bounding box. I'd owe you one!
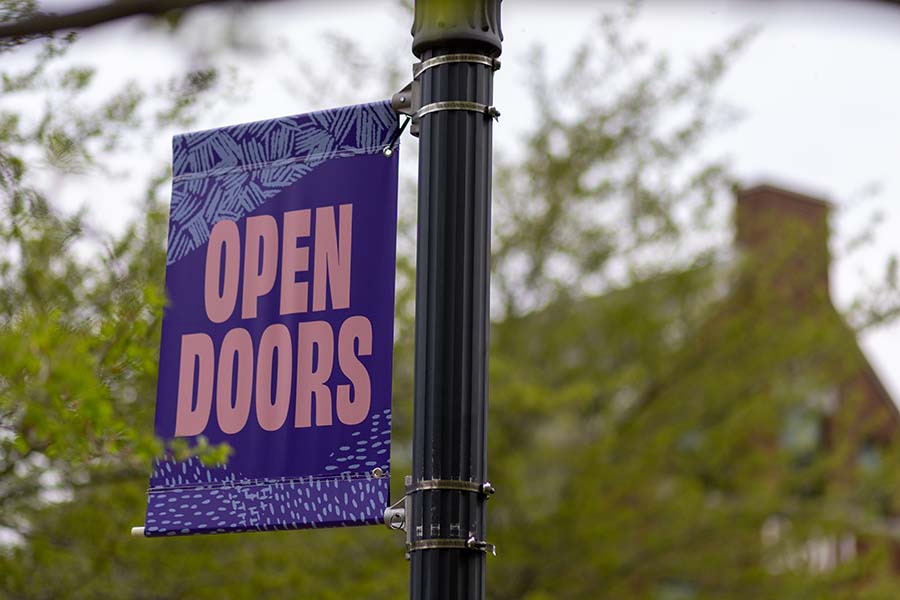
[372,467,384,479]
[382,146,394,158]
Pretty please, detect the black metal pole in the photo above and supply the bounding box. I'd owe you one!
[408,1,502,599]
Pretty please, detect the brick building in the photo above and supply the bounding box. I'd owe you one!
[736,183,900,571]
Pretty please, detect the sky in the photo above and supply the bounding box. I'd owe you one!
[28,0,900,399]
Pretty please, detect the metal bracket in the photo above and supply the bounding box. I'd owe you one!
[386,478,494,530]
[390,53,501,138]
[413,53,500,78]
[384,498,408,532]
[384,477,412,536]
[391,79,419,118]
[391,79,422,137]
[406,478,496,497]
[384,476,413,560]
[385,477,496,560]
[408,536,497,556]
[415,101,500,122]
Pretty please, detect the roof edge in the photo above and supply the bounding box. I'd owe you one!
[738,182,833,211]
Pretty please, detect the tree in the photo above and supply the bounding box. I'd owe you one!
[2,2,900,599]
[0,0,237,544]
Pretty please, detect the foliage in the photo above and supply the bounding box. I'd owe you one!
[0,3,228,540]
[1,3,900,600]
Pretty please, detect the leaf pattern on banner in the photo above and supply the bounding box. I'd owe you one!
[166,101,396,265]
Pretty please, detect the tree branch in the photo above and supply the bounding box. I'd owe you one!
[0,0,281,40]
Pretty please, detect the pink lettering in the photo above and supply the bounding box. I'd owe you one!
[215,328,254,435]
[174,333,215,437]
[255,324,293,432]
[204,220,241,323]
[242,215,279,319]
[312,204,352,311]
[336,316,372,425]
[280,209,311,315]
[295,320,334,427]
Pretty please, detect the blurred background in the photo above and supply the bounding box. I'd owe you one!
[1,0,900,598]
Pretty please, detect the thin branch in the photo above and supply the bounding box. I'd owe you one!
[0,0,282,40]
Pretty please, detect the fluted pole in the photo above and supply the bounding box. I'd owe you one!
[408,1,502,599]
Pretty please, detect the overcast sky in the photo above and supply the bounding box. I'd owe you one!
[30,0,900,398]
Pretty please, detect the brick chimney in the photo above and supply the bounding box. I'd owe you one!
[735,184,832,305]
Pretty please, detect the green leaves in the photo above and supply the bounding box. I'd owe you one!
[0,13,232,539]
[491,9,750,319]
[1,3,899,599]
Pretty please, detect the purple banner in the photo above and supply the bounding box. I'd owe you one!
[142,101,399,536]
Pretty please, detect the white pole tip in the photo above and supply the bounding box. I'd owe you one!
[130,527,145,537]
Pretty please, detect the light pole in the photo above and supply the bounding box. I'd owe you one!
[402,1,503,598]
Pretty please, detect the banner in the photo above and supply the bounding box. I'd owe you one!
[142,101,399,536]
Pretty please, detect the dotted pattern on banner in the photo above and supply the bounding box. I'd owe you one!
[145,408,392,535]
[144,475,389,536]
[324,409,391,473]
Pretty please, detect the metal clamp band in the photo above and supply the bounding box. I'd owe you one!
[413,53,500,78]
[408,536,497,556]
[407,479,496,497]
[415,101,500,121]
